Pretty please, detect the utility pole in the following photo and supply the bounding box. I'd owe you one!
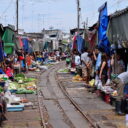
[77,0,80,33]
[83,21,86,40]
[16,0,19,33]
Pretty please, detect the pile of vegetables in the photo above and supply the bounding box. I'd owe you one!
[16,88,35,94]
[0,87,4,93]
[9,73,37,94]
[58,68,69,73]
[14,74,37,83]
[8,82,18,90]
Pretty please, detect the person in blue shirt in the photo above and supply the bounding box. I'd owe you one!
[93,46,104,86]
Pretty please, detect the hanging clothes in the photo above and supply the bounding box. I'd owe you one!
[76,35,85,53]
[28,42,33,53]
[2,28,15,54]
[15,37,23,50]
[72,36,77,50]
[43,42,49,50]
[22,38,29,52]
[31,39,39,52]
[98,2,110,55]
[0,41,4,62]
[19,37,23,48]
[87,29,97,51]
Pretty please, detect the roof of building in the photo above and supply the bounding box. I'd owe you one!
[110,7,128,19]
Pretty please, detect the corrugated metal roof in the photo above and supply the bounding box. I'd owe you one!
[110,7,128,19]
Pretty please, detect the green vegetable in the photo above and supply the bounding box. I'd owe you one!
[24,78,37,82]
[0,87,3,93]
[58,68,69,73]
[8,82,19,90]
[15,73,25,78]
[16,88,35,94]
[14,77,24,82]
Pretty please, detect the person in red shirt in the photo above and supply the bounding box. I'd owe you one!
[5,66,14,81]
[26,53,32,68]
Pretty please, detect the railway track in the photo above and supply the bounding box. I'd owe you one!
[37,65,76,128]
[55,72,100,128]
[38,64,101,128]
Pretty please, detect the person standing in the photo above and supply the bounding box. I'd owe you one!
[110,71,128,115]
[93,46,103,86]
[75,52,81,66]
[81,48,89,84]
[99,53,108,86]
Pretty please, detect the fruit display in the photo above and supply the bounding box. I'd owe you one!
[72,75,83,82]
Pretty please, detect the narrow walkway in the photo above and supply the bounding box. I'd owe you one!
[57,70,125,128]
[3,72,42,128]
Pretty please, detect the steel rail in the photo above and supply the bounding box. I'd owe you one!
[37,71,47,128]
[55,71,101,128]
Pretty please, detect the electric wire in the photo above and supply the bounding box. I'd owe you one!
[1,0,14,17]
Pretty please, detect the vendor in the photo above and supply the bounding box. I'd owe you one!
[5,66,14,81]
[110,71,128,115]
[18,49,26,73]
[81,48,90,84]
[93,46,103,86]
[36,52,43,62]
[74,52,80,66]
[111,54,125,74]
[99,53,108,85]
[26,53,32,69]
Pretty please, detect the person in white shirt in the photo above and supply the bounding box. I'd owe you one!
[81,48,90,83]
[75,52,80,66]
[111,71,128,115]
[111,71,128,99]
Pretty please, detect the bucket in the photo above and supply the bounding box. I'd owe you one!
[110,96,116,106]
[104,94,111,103]
[70,71,76,75]
[0,81,5,87]
[96,90,102,97]
[100,91,105,101]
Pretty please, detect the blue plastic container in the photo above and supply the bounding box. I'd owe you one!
[0,82,5,87]
[124,85,128,95]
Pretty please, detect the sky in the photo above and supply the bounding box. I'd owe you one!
[0,0,128,33]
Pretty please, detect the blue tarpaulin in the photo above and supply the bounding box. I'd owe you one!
[76,35,85,54]
[22,38,29,52]
[98,2,110,55]
[0,42,4,62]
